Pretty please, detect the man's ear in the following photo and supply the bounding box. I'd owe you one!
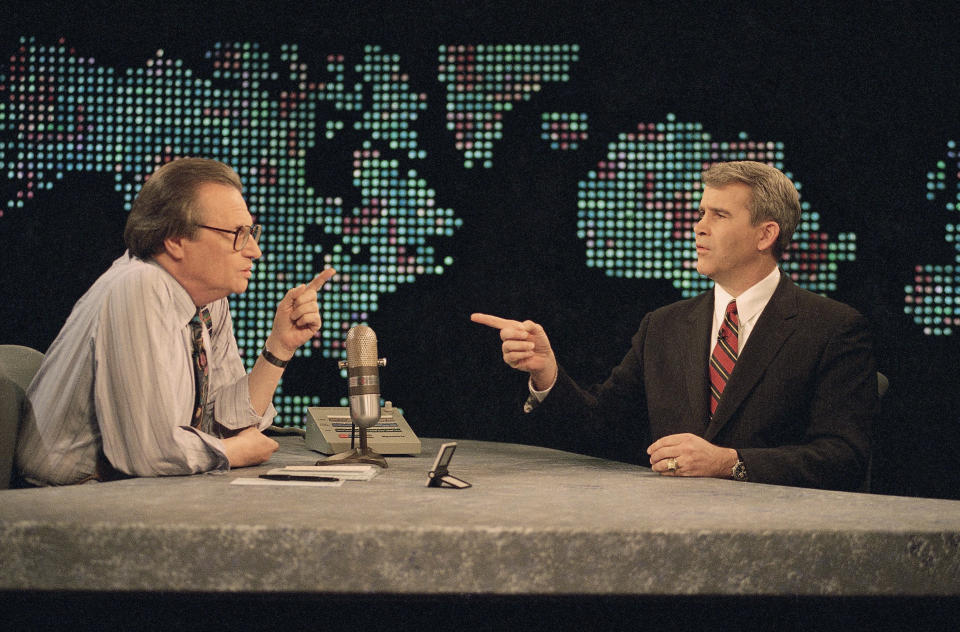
[757,221,780,253]
[163,235,187,261]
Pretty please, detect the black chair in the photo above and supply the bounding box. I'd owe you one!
[877,372,889,399]
[0,344,44,489]
[860,371,889,493]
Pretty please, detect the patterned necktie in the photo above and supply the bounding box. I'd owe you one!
[709,299,739,418]
[189,307,212,432]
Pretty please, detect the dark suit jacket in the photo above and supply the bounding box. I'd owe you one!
[532,274,877,491]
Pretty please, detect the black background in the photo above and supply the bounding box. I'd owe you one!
[2,1,959,499]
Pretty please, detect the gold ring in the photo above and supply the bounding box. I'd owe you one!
[666,457,679,472]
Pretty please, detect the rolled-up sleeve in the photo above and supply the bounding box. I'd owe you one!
[205,299,277,431]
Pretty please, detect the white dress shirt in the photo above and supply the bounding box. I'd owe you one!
[16,252,276,485]
[709,266,781,358]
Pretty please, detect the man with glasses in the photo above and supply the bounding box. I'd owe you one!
[16,158,336,485]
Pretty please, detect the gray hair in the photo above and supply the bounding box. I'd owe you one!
[701,161,800,259]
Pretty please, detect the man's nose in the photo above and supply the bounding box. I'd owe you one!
[244,238,263,259]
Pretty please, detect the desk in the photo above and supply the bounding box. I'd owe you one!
[2,437,960,627]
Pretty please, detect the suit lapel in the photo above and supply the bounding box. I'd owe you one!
[681,290,714,428]
[704,274,800,441]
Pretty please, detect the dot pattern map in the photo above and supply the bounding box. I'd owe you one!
[439,44,579,168]
[541,112,588,150]
[904,140,960,335]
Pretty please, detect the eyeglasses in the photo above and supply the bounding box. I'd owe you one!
[196,224,263,251]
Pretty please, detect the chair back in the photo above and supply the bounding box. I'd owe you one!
[0,345,45,489]
[860,371,890,494]
[877,372,889,399]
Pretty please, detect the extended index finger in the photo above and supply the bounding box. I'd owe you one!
[306,267,337,292]
[470,313,520,330]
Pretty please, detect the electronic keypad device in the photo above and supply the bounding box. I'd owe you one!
[303,402,421,456]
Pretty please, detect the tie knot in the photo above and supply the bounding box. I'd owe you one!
[724,299,739,330]
[725,299,738,319]
[189,307,212,338]
[192,306,212,328]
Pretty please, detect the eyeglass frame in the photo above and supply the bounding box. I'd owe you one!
[196,224,263,251]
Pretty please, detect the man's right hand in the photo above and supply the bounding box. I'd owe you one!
[221,426,279,468]
[470,313,558,391]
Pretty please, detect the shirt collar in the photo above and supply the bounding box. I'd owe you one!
[137,253,201,326]
[713,266,781,326]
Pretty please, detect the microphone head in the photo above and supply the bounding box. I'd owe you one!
[346,325,378,367]
[344,325,381,429]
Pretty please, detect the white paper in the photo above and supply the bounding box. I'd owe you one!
[230,477,344,487]
[272,465,381,481]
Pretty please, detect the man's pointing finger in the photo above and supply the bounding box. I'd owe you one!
[305,268,337,292]
[470,313,520,330]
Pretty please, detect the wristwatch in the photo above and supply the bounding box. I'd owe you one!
[260,347,290,368]
[731,453,748,481]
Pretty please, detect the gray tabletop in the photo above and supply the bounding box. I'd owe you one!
[1,437,959,596]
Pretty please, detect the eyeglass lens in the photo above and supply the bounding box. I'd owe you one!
[234,225,263,250]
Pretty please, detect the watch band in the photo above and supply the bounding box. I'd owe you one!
[261,347,290,368]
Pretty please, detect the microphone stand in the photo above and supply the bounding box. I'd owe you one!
[315,424,388,468]
[315,356,389,469]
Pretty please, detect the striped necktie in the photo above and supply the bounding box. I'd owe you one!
[189,307,212,432]
[709,299,739,418]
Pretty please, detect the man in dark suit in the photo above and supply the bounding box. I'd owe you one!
[472,161,876,491]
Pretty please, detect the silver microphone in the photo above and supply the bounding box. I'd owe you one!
[341,325,386,429]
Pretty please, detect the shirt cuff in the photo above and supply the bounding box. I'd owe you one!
[523,375,556,413]
[180,428,231,473]
[529,375,555,401]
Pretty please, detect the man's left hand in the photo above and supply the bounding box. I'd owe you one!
[647,433,739,478]
[267,268,337,359]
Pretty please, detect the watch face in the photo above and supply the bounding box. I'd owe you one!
[732,460,748,481]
